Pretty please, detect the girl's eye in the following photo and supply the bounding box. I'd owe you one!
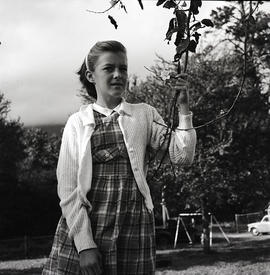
[104,67,113,71]
[120,67,127,73]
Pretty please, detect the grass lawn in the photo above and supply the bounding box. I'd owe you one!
[156,232,270,274]
[0,232,269,275]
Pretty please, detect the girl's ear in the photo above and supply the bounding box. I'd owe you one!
[85,71,95,84]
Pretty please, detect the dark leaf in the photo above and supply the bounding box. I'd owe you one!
[191,22,202,31]
[174,31,182,46]
[166,18,178,41]
[108,15,118,29]
[176,37,190,56]
[174,53,182,62]
[156,0,167,6]
[163,0,177,9]
[192,32,201,43]
[175,10,187,44]
[187,40,197,53]
[177,61,181,74]
[201,19,214,27]
[120,3,128,13]
[175,9,187,22]
[176,10,187,28]
[210,6,235,29]
[249,15,256,25]
[137,0,144,10]
[190,0,202,15]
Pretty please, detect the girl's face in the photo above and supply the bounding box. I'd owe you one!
[89,51,128,106]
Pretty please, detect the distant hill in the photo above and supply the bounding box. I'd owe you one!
[26,124,64,137]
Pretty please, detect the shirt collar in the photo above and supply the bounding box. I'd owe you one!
[92,103,115,117]
[79,98,132,126]
[118,99,132,116]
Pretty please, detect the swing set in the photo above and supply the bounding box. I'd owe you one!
[156,202,230,249]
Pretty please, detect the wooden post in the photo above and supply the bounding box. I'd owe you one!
[201,200,210,253]
[161,203,166,229]
[161,186,167,229]
[210,214,213,247]
[235,214,239,233]
[213,215,230,244]
[180,217,193,244]
[174,216,181,248]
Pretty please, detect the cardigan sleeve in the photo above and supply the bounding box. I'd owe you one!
[56,116,97,252]
[148,105,196,166]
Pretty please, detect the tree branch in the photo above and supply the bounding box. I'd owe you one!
[86,0,120,14]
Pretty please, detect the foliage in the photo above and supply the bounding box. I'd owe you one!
[0,93,62,238]
[0,93,26,192]
[203,1,270,216]
[125,47,270,223]
[182,52,269,219]
[0,93,10,118]
[123,1,270,222]
[19,128,60,191]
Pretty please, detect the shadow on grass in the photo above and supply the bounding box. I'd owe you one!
[157,235,270,271]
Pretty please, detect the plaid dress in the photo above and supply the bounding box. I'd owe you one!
[42,110,155,275]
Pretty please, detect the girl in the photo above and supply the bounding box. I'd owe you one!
[42,40,196,275]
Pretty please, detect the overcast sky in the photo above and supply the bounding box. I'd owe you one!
[0,1,269,126]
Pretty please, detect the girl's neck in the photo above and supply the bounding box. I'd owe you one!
[96,97,122,110]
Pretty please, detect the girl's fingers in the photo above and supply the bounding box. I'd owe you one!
[97,252,103,273]
[92,261,102,275]
[92,260,102,275]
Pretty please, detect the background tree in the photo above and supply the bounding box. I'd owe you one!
[0,93,26,237]
[0,92,62,238]
[127,0,269,251]
[17,128,61,236]
[0,93,25,192]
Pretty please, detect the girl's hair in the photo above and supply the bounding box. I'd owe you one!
[77,40,127,100]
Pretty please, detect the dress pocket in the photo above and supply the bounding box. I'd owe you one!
[92,148,118,163]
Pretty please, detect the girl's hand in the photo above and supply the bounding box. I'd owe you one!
[173,74,190,114]
[79,248,103,275]
[173,74,189,105]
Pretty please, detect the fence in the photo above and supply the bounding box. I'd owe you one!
[0,235,53,260]
[235,211,264,233]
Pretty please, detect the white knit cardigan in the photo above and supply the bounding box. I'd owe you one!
[57,101,196,252]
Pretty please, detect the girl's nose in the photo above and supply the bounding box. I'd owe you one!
[113,68,121,78]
